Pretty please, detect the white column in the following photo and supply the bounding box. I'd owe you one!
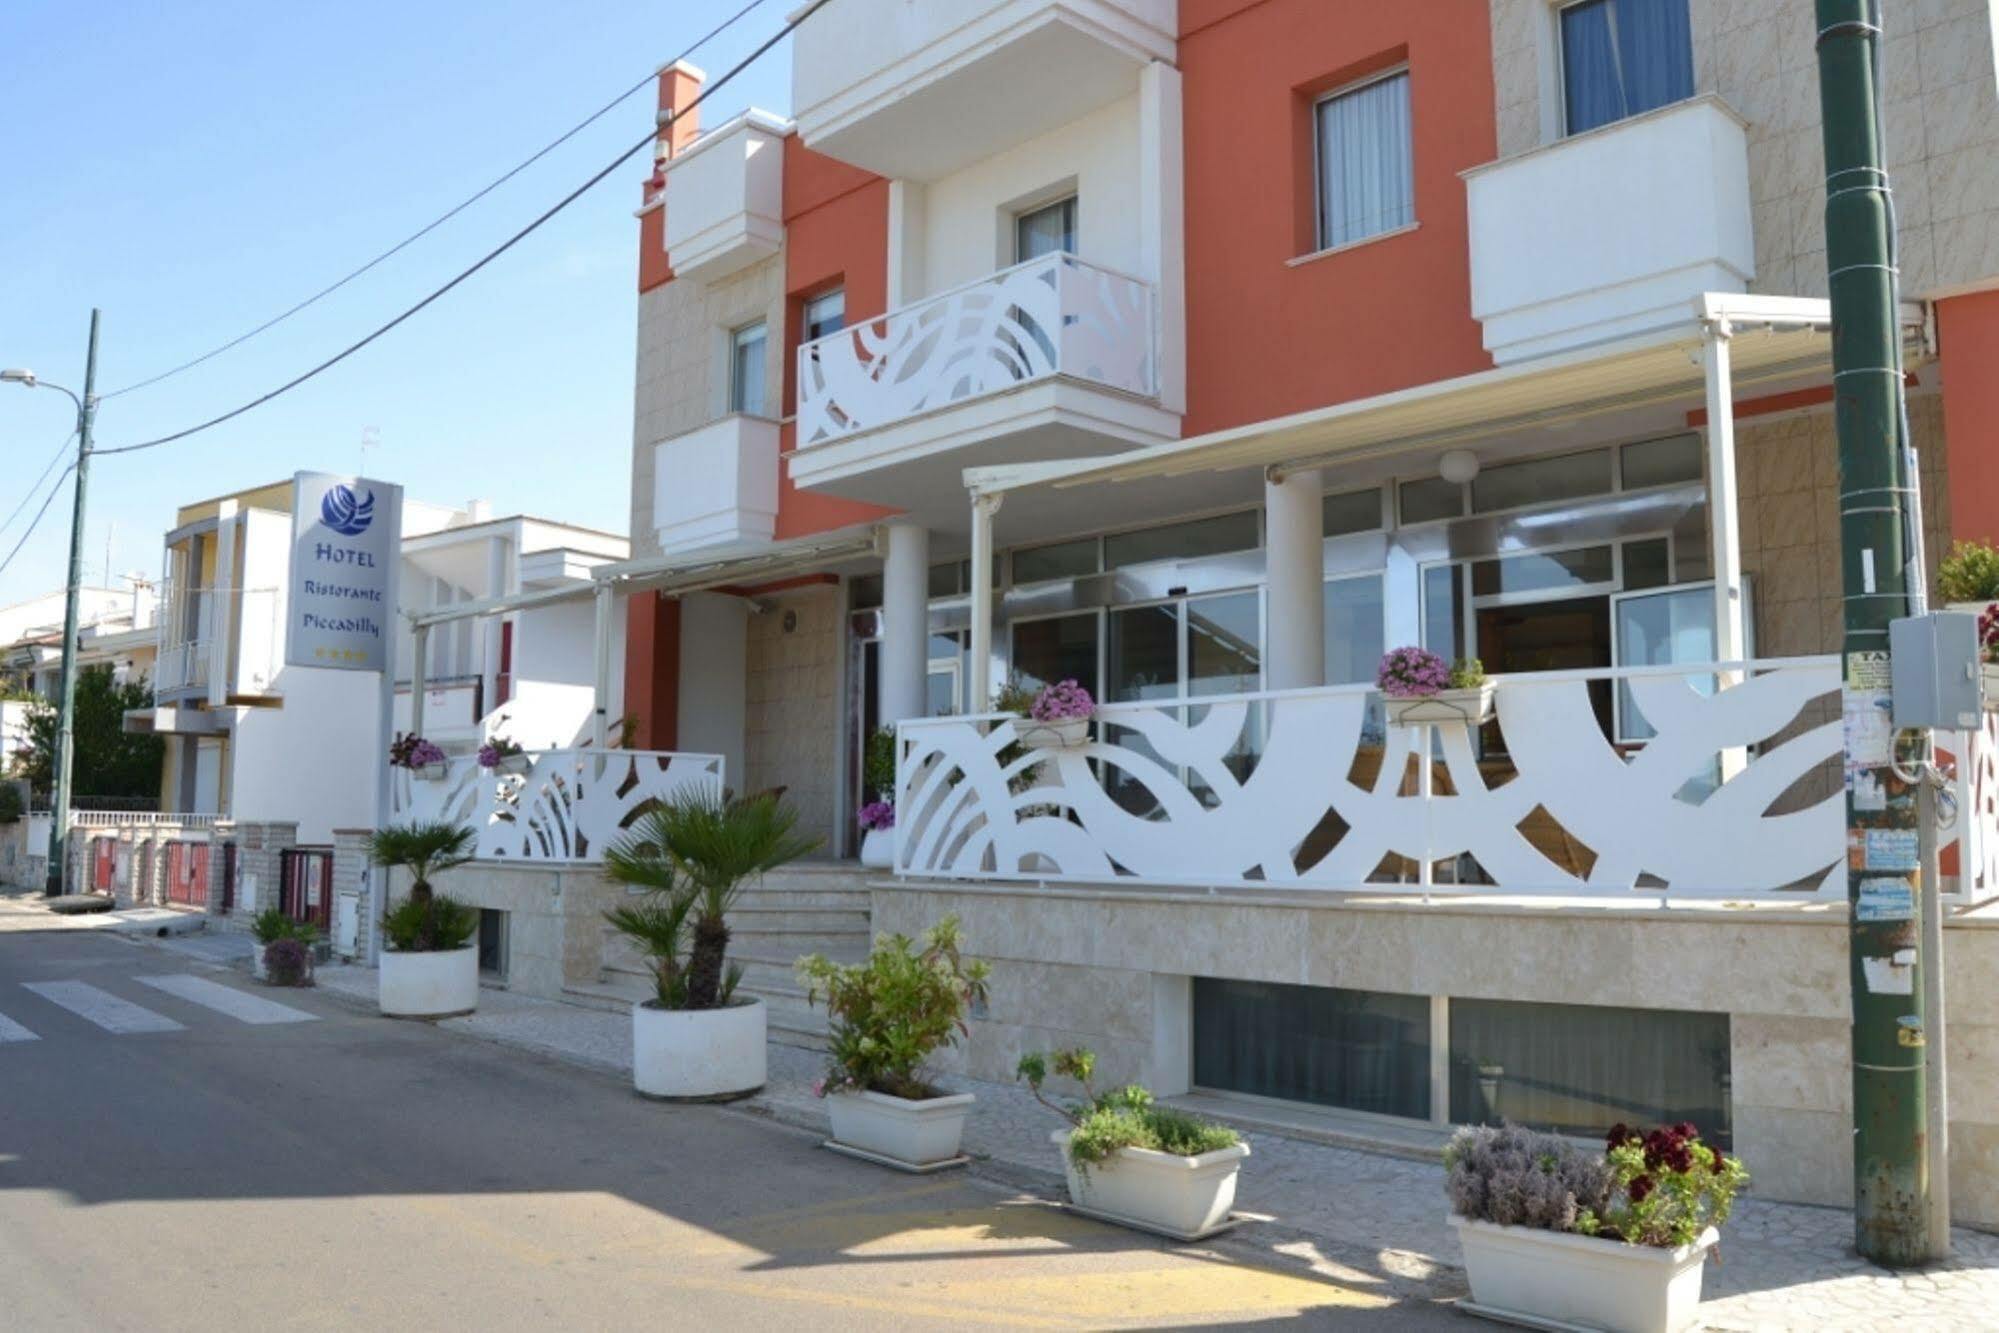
[880,522,930,728]
[590,583,613,748]
[410,624,430,736]
[207,502,239,708]
[1139,61,1186,415]
[1264,468,1325,690]
[481,536,507,717]
[1703,321,1747,668]
[968,494,1001,712]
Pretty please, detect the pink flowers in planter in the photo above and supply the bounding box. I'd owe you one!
[858,800,895,831]
[477,735,525,770]
[388,733,446,769]
[1377,646,1451,698]
[1030,679,1095,722]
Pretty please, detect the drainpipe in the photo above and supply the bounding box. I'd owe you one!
[1816,0,1930,1266]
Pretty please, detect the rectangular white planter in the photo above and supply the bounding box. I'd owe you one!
[1450,1215,1717,1333]
[826,1089,974,1168]
[1383,683,1494,727]
[1054,1129,1248,1239]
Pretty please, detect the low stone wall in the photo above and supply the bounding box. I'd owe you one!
[875,881,1999,1228]
[379,860,630,998]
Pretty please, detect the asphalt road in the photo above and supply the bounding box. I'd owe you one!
[0,927,1459,1330]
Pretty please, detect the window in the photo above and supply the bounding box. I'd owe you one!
[1195,979,1431,1119]
[1398,476,1463,525]
[1621,433,1702,489]
[803,289,845,342]
[1470,545,1616,596]
[1560,0,1694,136]
[1323,488,1385,537]
[1449,997,1731,1148]
[1013,537,1099,585]
[1011,612,1098,696]
[1315,69,1414,250]
[1105,511,1259,570]
[1324,575,1385,687]
[1471,449,1614,514]
[728,321,766,415]
[1015,196,1077,262]
[478,909,508,978]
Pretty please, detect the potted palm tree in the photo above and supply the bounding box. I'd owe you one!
[604,790,819,1101]
[370,821,481,1018]
[249,907,317,984]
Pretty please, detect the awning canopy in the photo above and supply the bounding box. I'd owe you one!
[964,293,1929,499]
[405,526,884,629]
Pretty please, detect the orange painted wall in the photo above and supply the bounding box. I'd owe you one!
[639,65,704,295]
[1939,290,1999,547]
[775,135,898,539]
[622,591,681,749]
[1178,0,1495,435]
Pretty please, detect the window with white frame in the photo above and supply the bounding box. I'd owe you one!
[1314,68,1414,251]
[1558,0,1694,136]
[803,289,845,342]
[729,321,766,415]
[1014,196,1077,262]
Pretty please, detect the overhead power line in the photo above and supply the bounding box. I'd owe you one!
[0,463,76,581]
[0,429,77,540]
[99,0,774,401]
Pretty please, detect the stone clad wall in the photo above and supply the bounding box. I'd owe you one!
[743,584,843,846]
[877,881,1999,1227]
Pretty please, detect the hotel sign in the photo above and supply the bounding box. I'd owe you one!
[286,471,401,672]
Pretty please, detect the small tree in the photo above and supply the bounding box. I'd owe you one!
[369,821,477,952]
[10,666,164,801]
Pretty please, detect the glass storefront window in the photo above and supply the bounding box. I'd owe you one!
[849,574,883,609]
[1449,997,1731,1149]
[1323,488,1385,537]
[1187,592,1260,697]
[1422,564,1463,659]
[1108,603,1180,702]
[1194,978,1431,1119]
[1622,432,1703,490]
[1471,449,1614,514]
[1470,545,1615,597]
[1399,476,1463,524]
[1010,613,1098,697]
[1013,537,1099,585]
[1622,537,1671,591]
[1105,511,1259,569]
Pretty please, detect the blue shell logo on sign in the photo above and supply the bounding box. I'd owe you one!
[320,484,375,536]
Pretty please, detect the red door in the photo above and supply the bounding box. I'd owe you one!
[165,841,209,908]
[92,838,116,893]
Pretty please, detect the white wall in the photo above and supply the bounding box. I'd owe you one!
[676,593,748,784]
[495,597,600,749]
[915,92,1143,296]
[229,665,380,843]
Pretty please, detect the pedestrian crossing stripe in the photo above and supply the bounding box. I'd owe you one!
[133,974,316,1025]
[0,1010,37,1043]
[22,980,185,1034]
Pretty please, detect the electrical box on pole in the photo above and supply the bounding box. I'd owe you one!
[1890,612,1984,730]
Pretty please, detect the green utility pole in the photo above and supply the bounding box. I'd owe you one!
[1815,1,1929,1264]
[45,308,102,898]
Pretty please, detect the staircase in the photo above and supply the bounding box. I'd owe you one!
[588,861,873,1050]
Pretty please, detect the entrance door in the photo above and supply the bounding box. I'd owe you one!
[1473,594,1615,740]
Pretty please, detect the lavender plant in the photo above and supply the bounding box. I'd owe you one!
[1444,1123,1613,1233]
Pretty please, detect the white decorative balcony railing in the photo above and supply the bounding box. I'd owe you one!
[795,252,1156,449]
[895,659,1999,905]
[151,585,281,697]
[389,748,725,863]
[154,639,212,695]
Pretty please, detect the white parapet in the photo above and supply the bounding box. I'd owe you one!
[651,415,781,556]
[660,110,789,284]
[1465,95,1754,365]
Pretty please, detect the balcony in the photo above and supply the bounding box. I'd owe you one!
[152,585,281,702]
[790,252,1175,504]
[652,415,781,555]
[660,110,787,284]
[1464,95,1753,364]
[154,639,212,696]
[894,658,1999,906]
[790,0,1176,180]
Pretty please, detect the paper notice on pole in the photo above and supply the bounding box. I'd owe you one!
[1864,828,1919,872]
[1852,770,1888,811]
[1843,689,1895,770]
[1846,650,1892,690]
[1856,876,1916,922]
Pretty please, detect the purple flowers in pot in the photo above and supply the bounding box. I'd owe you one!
[389,733,447,769]
[858,800,896,832]
[1029,679,1095,722]
[1377,646,1451,699]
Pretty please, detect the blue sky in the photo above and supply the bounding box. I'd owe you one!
[0,0,796,607]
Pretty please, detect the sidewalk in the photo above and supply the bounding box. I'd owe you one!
[287,959,1999,1331]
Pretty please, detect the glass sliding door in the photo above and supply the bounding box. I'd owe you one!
[1612,582,1716,742]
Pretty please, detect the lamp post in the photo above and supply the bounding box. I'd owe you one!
[3,307,102,897]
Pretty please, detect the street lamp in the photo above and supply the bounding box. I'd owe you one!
[2,308,102,897]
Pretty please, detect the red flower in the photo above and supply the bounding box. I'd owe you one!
[1605,1123,1635,1151]
[1628,1174,1655,1202]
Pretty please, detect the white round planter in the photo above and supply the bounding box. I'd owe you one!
[378,945,480,1018]
[859,827,894,868]
[827,1089,975,1168]
[1018,717,1090,749]
[1450,1215,1718,1333]
[632,996,766,1101]
[251,940,272,982]
[1053,1129,1248,1239]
